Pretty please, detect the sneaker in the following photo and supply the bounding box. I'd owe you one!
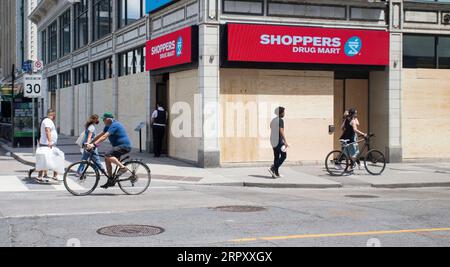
[268,167,277,179]
[100,179,116,189]
[276,173,284,178]
[116,167,129,178]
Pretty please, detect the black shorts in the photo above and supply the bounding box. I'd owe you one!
[106,146,131,159]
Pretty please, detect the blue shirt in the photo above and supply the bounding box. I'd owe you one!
[103,120,132,148]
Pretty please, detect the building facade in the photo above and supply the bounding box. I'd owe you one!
[0,0,38,144]
[29,0,450,167]
[146,0,450,167]
[29,0,149,149]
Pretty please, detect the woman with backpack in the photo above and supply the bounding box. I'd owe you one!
[340,108,367,169]
[76,114,105,176]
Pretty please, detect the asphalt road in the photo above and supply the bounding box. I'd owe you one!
[1,148,450,247]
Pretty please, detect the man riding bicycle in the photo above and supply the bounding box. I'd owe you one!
[86,112,132,189]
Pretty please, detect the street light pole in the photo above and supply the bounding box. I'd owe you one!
[11,64,15,147]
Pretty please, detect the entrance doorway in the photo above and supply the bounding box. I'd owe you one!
[154,79,169,155]
[333,79,369,150]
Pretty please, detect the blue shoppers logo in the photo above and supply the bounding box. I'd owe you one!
[345,36,362,57]
[176,36,183,57]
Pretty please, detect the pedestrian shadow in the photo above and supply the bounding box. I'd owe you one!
[248,175,274,179]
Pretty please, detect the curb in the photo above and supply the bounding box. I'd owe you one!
[372,183,450,189]
[243,182,342,189]
[0,143,35,167]
[195,182,342,189]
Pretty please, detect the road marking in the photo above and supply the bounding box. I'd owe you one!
[230,227,450,243]
[0,175,180,193]
[0,176,29,192]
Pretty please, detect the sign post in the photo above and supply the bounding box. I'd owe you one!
[135,122,146,153]
[23,74,43,155]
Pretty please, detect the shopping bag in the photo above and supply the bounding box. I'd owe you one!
[51,147,66,174]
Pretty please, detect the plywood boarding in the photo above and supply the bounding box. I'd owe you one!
[402,69,450,158]
[220,69,334,163]
[118,72,148,149]
[334,80,344,150]
[168,69,199,162]
[345,79,369,152]
[369,71,389,157]
[58,87,74,136]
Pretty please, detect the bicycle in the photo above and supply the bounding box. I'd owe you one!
[325,134,386,176]
[63,147,151,196]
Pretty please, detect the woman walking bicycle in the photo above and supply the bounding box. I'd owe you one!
[76,114,106,176]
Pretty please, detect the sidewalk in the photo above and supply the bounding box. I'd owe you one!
[1,135,450,189]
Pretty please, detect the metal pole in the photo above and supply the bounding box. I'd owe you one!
[139,129,142,153]
[11,65,15,147]
[32,97,36,155]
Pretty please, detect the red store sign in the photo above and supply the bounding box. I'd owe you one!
[227,24,390,66]
[146,26,192,71]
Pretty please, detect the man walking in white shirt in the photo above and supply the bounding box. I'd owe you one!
[35,109,60,182]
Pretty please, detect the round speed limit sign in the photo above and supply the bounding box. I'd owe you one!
[23,74,43,98]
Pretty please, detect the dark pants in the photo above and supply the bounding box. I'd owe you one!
[273,146,287,174]
[153,125,165,157]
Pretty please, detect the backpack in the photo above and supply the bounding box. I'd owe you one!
[75,129,86,148]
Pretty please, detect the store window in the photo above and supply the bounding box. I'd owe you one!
[93,0,112,41]
[118,46,146,76]
[48,76,58,91]
[118,0,146,29]
[74,65,89,85]
[60,10,71,57]
[438,36,450,69]
[404,34,450,69]
[403,35,436,68]
[48,22,58,62]
[41,30,47,64]
[59,71,72,88]
[74,0,89,50]
[93,57,113,81]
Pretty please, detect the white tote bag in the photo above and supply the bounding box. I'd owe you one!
[35,146,65,174]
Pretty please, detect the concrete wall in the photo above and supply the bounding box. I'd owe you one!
[402,69,450,159]
[220,69,334,163]
[168,69,199,163]
[58,86,74,136]
[118,72,148,150]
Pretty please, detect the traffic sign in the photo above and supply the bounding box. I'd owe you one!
[23,74,43,98]
[34,60,43,72]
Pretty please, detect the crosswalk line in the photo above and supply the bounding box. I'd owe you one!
[0,176,30,192]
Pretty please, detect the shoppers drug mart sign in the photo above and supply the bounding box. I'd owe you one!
[227,24,389,66]
[146,26,192,71]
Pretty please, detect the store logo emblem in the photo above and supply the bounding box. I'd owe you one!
[345,36,362,57]
[176,36,183,57]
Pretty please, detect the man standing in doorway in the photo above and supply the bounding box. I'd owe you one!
[151,102,168,157]
[269,107,289,178]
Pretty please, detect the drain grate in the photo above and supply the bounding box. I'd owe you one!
[97,225,164,237]
[345,195,379,199]
[211,205,266,212]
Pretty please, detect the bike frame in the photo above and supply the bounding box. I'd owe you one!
[80,149,130,181]
[341,135,372,163]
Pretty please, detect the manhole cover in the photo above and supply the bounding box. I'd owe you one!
[345,195,379,199]
[97,225,164,237]
[211,205,266,212]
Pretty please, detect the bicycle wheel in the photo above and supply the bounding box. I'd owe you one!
[364,149,386,175]
[325,150,349,176]
[118,160,151,195]
[64,161,100,196]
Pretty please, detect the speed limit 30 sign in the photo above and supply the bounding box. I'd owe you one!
[23,74,43,98]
